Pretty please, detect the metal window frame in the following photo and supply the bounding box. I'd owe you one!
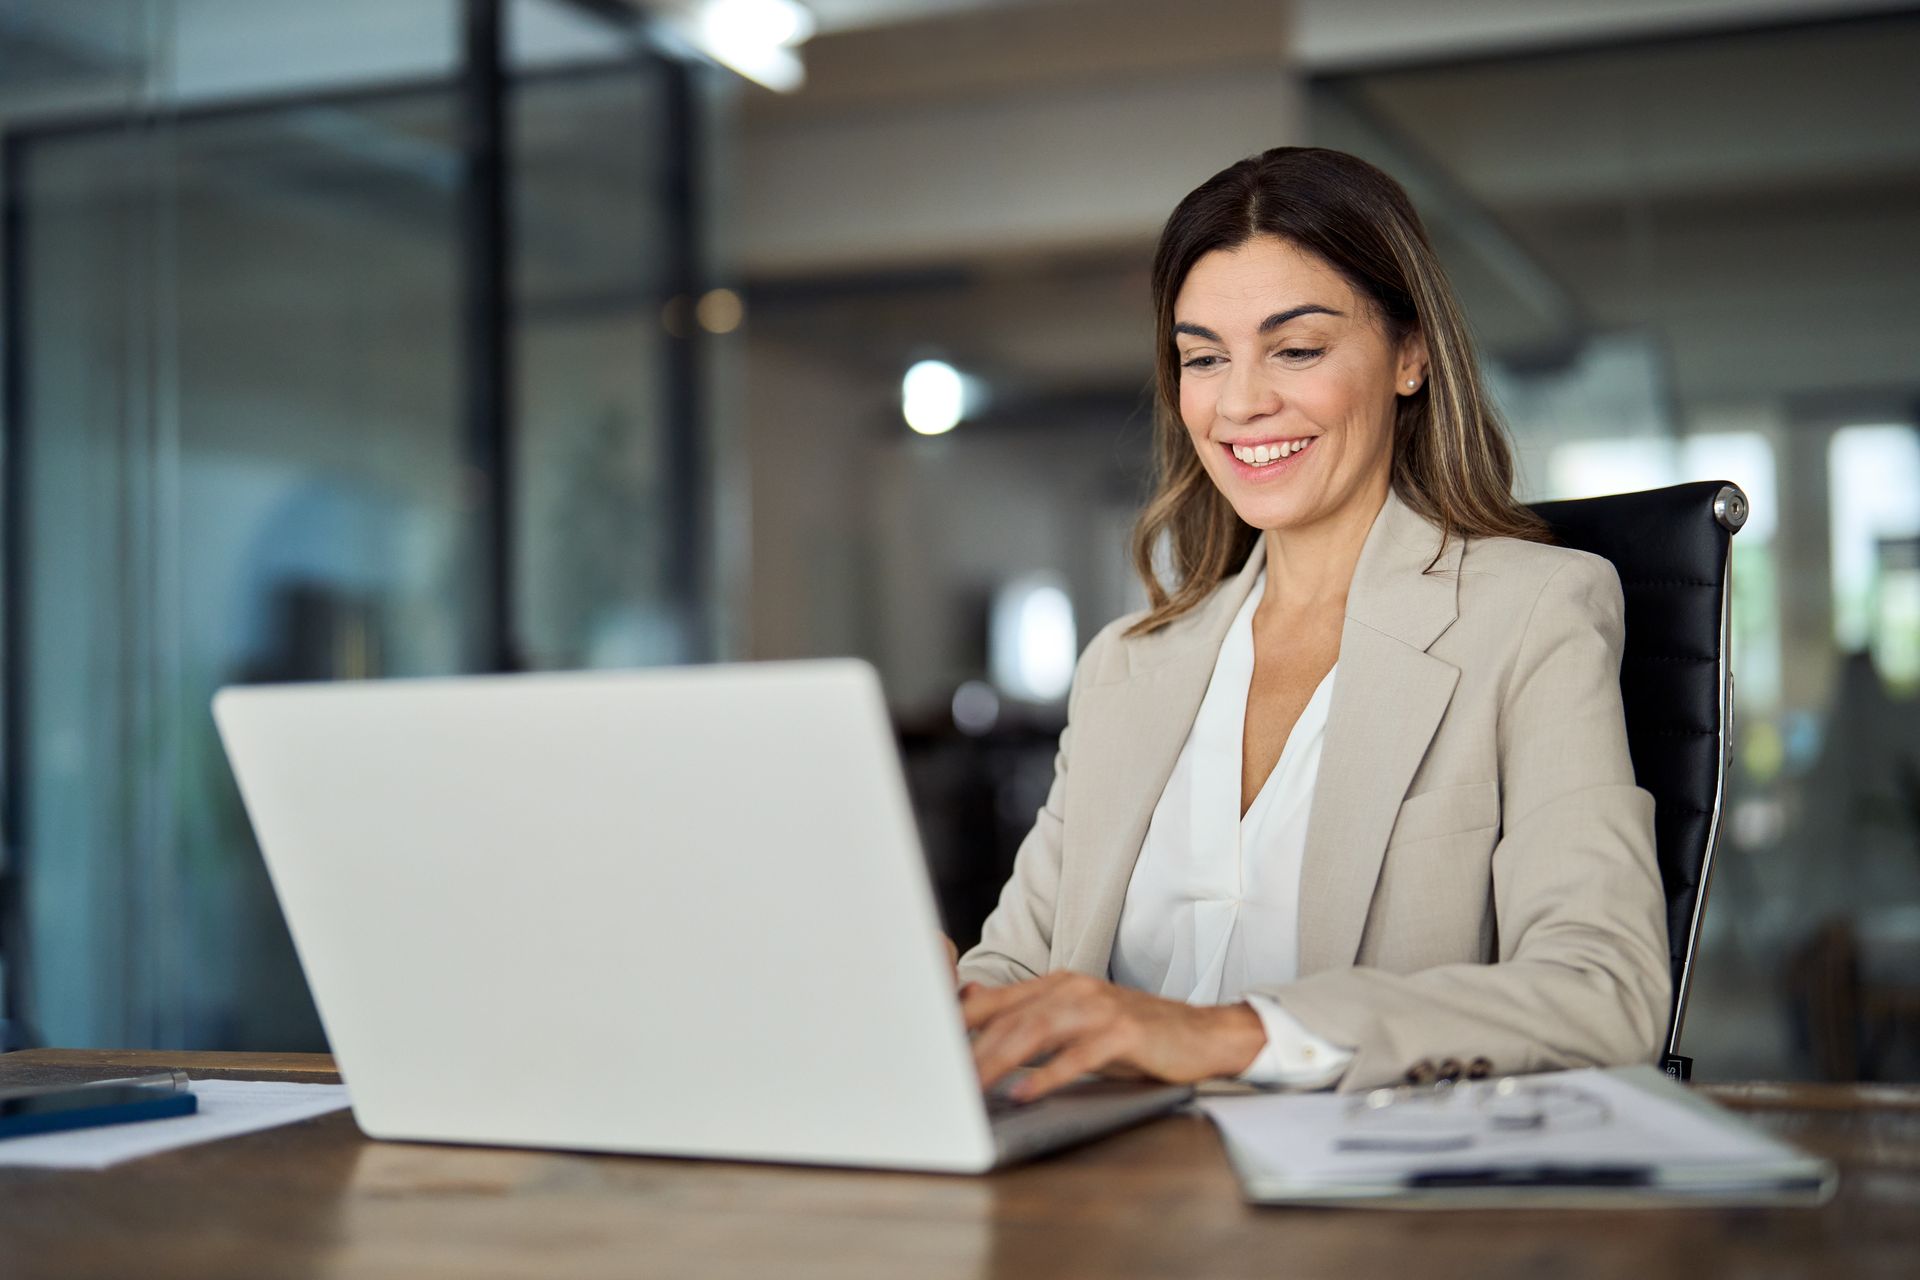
[0,126,31,1050]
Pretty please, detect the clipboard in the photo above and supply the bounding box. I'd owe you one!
[1197,1065,1836,1208]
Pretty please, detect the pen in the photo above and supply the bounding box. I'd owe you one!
[0,1070,199,1142]
[1407,1164,1653,1188]
[0,1071,189,1101]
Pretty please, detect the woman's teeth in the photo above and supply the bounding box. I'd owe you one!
[1231,438,1315,466]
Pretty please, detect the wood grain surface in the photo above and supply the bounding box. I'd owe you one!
[2,1052,1916,1280]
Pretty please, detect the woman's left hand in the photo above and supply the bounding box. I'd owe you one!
[961,972,1267,1101]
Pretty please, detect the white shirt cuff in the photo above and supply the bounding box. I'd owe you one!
[1234,994,1355,1090]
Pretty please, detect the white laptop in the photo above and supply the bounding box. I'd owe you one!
[212,660,1190,1172]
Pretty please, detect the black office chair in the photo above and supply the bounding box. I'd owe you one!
[1527,480,1749,1082]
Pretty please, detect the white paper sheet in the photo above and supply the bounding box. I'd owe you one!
[0,1079,351,1171]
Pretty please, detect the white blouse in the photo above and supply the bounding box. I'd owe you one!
[1109,568,1355,1088]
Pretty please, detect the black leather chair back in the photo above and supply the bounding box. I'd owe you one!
[1526,480,1748,1075]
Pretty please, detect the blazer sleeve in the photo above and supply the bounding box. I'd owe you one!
[955,625,1109,987]
[1250,554,1673,1090]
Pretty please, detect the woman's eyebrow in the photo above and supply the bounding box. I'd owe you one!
[1172,304,1346,342]
[1259,304,1344,332]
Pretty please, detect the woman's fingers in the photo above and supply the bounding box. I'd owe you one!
[1009,1029,1129,1102]
[965,975,1226,1093]
[969,978,1115,1089]
[971,1002,1079,1088]
[960,973,1061,1029]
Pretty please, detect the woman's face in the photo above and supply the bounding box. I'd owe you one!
[1172,235,1425,535]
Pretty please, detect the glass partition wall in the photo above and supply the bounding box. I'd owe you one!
[0,0,721,1050]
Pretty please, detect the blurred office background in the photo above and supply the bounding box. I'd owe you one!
[0,0,1916,1082]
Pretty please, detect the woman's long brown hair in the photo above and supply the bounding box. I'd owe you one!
[1126,147,1549,638]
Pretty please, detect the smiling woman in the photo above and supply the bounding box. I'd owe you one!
[1132,147,1551,635]
[955,147,1671,1101]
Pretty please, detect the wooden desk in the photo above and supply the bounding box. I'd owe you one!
[3,1051,1917,1279]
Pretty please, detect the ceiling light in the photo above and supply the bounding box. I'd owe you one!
[902,360,965,436]
[686,0,815,93]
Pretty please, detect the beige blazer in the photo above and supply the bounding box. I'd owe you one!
[957,489,1672,1091]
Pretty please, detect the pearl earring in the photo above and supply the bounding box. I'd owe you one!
[1406,378,1418,388]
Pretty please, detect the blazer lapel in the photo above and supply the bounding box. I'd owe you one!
[1057,538,1267,976]
[1296,491,1463,974]
[1054,490,1462,980]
